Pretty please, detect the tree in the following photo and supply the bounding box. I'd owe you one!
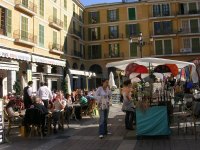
[61,76,68,95]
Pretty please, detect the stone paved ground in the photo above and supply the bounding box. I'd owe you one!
[0,104,200,150]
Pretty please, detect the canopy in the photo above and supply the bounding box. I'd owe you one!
[106,57,198,83]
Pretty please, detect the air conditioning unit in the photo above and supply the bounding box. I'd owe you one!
[180,48,192,53]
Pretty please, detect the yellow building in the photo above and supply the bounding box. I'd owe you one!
[84,0,200,88]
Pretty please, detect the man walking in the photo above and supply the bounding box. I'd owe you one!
[23,81,33,109]
[37,82,53,109]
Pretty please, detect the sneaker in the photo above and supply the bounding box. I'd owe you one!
[99,135,103,139]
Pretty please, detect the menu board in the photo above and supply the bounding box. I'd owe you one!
[111,88,121,104]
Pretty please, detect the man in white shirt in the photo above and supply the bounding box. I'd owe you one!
[37,82,53,109]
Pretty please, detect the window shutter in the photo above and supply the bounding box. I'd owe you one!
[136,23,140,35]
[126,24,129,38]
[155,40,163,55]
[97,11,100,23]
[192,38,200,53]
[88,12,91,24]
[107,10,110,22]
[6,9,12,37]
[116,9,119,21]
[117,26,119,38]
[190,19,198,33]
[130,42,137,57]
[88,28,91,41]
[98,27,100,40]
[128,8,135,20]
[164,40,172,54]
[64,36,67,54]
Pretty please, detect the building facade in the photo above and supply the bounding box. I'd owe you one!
[83,0,200,87]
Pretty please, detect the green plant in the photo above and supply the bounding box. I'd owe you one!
[13,80,21,95]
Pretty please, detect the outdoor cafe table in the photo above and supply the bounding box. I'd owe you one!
[136,106,171,136]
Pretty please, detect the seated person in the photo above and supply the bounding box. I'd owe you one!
[52,91,66,133]
[65,93,73,121]
[6,100,22,123]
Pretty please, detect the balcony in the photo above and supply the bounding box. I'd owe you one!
[49,43,64,55]
[48,16,63,30]
[104,33,124,41]
[149,13,175,20]
[152,30,176,38]
[104,52,124,59]
[13,30,36,46]
[15,0,37,16]
[70,29,82,39]
[177,27,200,36]
[177,10,200,17]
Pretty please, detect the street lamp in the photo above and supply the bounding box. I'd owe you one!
[129,32,153,58]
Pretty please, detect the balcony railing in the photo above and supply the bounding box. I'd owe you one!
[48,16,63,30]
[153,30,176,36]
[13,30,37,46]
[104,52,124,59]
[178,27,200,34]
[15,0,37,16]
[177,10,200,16]
[49,43,63,54]
[104,33,124,40]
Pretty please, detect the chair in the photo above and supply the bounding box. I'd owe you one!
[24,108,44,138]
[3,109,22,136]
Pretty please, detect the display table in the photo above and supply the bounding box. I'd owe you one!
[136,106,171,136]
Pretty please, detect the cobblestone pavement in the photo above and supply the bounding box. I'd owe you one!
[0,104,200,150]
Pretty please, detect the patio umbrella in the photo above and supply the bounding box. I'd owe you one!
[165,64,178,76]
[134,65,148,74]
[154,65,171,74]
[109,72,117,88]
[125,63,139,76]
[66,74,72,94]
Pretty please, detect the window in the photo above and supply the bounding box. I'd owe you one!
[21,16,28,40]
[109,26,118,39]
[153,4,170,17]
[64,15,67,31]
[22,0,28,8]
[179,3,188,15]
[192,38,200,53]
[39,0,44,17]
[189,2,197,14]
[88,27,100,41]
[107,9,118,22]
[190,19,199,33]
[155,39,172,55]
[130,42,137,57]
[64,0,67,9]
[109,43,120,57]
[128,8,136,20]
[79,9,83,22]
[179,2,198,15]
[89,11,99,24]
[0,7,12,37]
[154,21,173,35]
[183,38,190,48]
[126,24,140,37]
[53,31,57,48]
[88,45,101,59]
[39,24,44,47]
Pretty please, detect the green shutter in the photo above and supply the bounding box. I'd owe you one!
[126,24,130,38]
[97,11,100,23]
[40,0,44,17]
[53,7,57,22]
[22,0,28,8]
[98,27,100,40]
[64,15,67,31]
[39,24,44,47]
[192,38,200,53]
[136,23,140,35]
[116,9,119,21]
[107,10,110,22]
[88,28,91,41]
[155,40,163,55]
[64,36,67,54]
[21,16,28,40]
[190,19,199,33]
[53,31,57,45]
[164,40,172,54]
[189,2,197,13]
[6,9,12,37]
[88,12,91,24]
[130,42,137,57]
[128,8,136,20]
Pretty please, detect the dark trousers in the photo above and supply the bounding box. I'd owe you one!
[99,109,109,135]
[125,111,134,129]
[42,100,49,109]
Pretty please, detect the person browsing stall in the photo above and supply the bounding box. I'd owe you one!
[95,79,112,139]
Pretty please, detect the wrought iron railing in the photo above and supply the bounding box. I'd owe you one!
[15,0,37,13]
[13,29,37,44]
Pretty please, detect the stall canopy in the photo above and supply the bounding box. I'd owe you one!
[106,57,199,83]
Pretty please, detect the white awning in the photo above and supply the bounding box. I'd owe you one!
[0,47,31,61]
[0,61,19,71]
[32,55,66,67]
[69,69,96,77]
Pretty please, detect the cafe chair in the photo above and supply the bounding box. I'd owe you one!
[24,108,44,139]
[3,109,22,136]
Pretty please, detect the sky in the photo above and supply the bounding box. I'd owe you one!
[80,0,122,6]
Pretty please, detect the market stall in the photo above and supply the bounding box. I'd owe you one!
[106,57,199,136]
